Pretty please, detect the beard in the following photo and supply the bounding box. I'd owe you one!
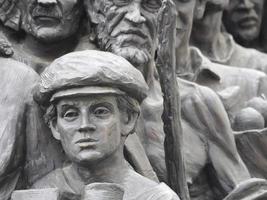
[109,39,151,68]
[94,21,152,68]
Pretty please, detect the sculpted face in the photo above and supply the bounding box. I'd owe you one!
[85,0,162,67]
[173,0,196,48]
[54,95,124,165]
[173,0,209,48]
[223,0,264,43]
[21,0,83,43]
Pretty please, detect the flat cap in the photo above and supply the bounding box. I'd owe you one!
[34,50,149,106]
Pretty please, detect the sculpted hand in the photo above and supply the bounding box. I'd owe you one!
[0,32,13,57]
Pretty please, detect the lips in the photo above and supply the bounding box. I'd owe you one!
[112,29,148,39]
[239,17,258,28]
[75,138,98,148]
[31,5,62,23]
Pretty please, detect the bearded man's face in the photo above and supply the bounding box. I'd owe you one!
[86,0,162,67]
[21,0,83,43]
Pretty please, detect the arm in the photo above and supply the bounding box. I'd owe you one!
[197,87,251,192]
[0,59,38,200]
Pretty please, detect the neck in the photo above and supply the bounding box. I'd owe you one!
[191,11,227,60]
[70,147,128,185]
[175,40,191,74]
[23,34,78,60]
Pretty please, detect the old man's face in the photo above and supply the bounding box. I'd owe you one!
[223,0,264,43]
[21,0,83,43]
[54,95,124,165]
[86,0,162,67]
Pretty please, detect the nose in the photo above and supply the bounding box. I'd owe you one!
[79,115,96,133]
[239,0,254,9]
[125,3,146,24]
[37,0,57,7]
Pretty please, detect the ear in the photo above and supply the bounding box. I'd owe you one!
[194,0,208,20]
[84,0,104,24]
[49,120,61,141]
[121,111,139,137]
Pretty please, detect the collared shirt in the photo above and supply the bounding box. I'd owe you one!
[207,33,267,74]
[32,165,180,200]
[179,47,267,125]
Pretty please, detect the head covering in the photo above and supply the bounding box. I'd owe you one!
[34,50,149,106]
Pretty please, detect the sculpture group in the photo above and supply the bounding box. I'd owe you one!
[0,0,267,200]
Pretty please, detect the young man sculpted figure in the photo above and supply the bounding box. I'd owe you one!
[32,50,179,200]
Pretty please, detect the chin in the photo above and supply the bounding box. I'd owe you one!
[238,29,259,42]
[31,27,73,43]
[71,151,103,166]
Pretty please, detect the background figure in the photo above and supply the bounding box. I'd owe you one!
[223,0,264,49]
[191,0,267,74]
[0,58,64,200]
[259,2,267,52]
[0,0,85,73]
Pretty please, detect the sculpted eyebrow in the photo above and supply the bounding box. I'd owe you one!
[60,104,78,111]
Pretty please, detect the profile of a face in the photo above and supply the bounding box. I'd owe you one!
[21,0,83,43]
[223,0,264,43]
[173,0,195,48]
[50,95,127,165]
[86,0,162,67]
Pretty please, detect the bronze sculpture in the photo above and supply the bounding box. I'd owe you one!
[84,0,267,199]
[32,50,180,200]
[0,0,266,199]
[186,0,267,181]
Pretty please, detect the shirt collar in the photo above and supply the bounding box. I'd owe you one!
[179,47,222,82]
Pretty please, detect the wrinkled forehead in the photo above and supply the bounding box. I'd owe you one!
[20,0,81,7]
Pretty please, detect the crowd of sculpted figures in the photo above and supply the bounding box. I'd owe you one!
[1,0,267,199]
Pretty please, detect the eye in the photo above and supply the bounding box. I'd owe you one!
[142,0,162,12]
[93,107,111,118]
[63,109,79,121]
[113,0,132,6]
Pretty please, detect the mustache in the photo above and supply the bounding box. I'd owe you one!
[112,29,148,39]
[31,5,62,19]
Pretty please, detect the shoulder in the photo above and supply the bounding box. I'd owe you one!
[178,78,229,129]
[124,169,179,200]
[134,183,180,200]
[178,78,220,106]
[124,169,158,192]
[0,57,39,85]
[31,168,66,189]
[233,43,267,71]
